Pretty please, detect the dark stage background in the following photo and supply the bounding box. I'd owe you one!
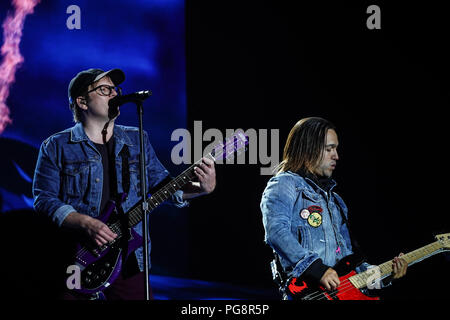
[0,0,448,301]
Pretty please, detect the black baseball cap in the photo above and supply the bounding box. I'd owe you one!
[68,68,125,105]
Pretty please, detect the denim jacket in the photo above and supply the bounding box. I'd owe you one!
[261,171,391,294]
[32,122,188,272]
[260,171,356,279]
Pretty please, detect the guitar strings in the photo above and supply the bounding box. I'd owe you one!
[303,241,446,300]
[310,278,371,300]
[100,136,243,228]
[301,277,352,300]
[127,137,243,223]
[302,275,364,300]
[303,255,433,299]
[317,281,364,300]
[311,265,396,300]
[302,276,376,300]
[75,137,246,262]
[302,277,356,300]
[74,152,225,260]
[75,221,124,261]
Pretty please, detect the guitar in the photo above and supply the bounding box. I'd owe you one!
[71,130,249,295]
[286,233,450,300]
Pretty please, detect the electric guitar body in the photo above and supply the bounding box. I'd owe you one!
[69,131,249,295]
[287,254,379,300]
[72,193,143,295]
[284,233,450,300]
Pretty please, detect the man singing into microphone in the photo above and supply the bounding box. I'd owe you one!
[32,68,216,300]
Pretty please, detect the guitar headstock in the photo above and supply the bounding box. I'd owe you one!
[435,233,450,250]
[211,130,249,161]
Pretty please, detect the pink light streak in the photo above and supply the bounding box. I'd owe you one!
[0,0,40,134]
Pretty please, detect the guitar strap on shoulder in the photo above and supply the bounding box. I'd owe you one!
[120,144,131,197]
[116,145,131,258]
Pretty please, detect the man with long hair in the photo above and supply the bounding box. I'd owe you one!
[260,117,406,299]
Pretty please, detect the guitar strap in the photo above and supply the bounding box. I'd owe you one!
[120,144,131,197]
[109,144,130,210]
[115,144,131,264]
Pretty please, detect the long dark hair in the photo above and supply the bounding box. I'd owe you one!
[275,117,336,175]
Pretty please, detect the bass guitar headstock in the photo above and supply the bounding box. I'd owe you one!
[435,233,450,250]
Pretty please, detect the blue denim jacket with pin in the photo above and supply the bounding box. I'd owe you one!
[261,171,391,295]
[261,171,358,278]
[32,122,188,272]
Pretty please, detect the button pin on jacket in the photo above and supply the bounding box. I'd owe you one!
[307,205,323,214]
[300,209,310,219]
[307,211,322,227]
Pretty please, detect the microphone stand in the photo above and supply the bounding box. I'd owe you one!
[134,97,151,301]
[109,90,152,300]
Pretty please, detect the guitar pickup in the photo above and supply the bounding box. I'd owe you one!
[92,249,100,258]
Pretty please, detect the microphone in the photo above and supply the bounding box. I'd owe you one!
[108,90,152,108]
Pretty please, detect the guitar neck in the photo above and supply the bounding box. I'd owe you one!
[349,240,444,289]
[126,153,215,227]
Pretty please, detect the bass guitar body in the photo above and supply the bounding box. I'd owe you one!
[285,233,450,300]
[286,255,380,300]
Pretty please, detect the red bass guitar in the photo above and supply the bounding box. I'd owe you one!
[286,233,450,300]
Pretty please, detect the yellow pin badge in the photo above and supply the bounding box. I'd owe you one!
[306,205,323,228]
[307,211,322,227]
